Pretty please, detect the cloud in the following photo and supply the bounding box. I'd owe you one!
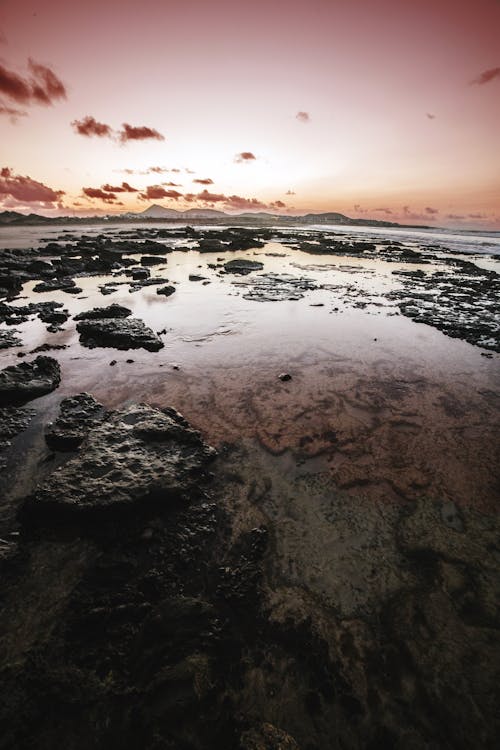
[101,182,138,193]
[148,166,170,174]
[468,212,487,219]
[119,123,165,143]
[470,67,500,85]
[426,112,436,119]
[374,207,393,215]
[0,103,27,119]
[82,187,118,203]
[286,190,296,195]
[447,214,465,220]
[0,58,66,109]
[72,116,113,138]
[73,120,165,144]
[139,185,182,200]
[162,181,181,187]
[269,200,286,209]
[234,151,256,163]
[425,206,439,215]
[296,111,310,123]
[193,178,214,185]
[0,167,64,206]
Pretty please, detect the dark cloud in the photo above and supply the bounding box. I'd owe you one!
[425,206,439,214]
[119,123,165,143]
[296,111,310,123]
[82,187,118,203]
[194,189,226,203]
[0,167,64,206]
[193,178,214,185]
[374,207,393,215]
[0,59,66,108]
[269,200,286,209]
[470,67,500,85]
[234,151,256,163]
[139,185,182,200]
[101,182,138,193]
[72,116,113,138]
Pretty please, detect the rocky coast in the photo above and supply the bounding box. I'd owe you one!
[0,223,498,749]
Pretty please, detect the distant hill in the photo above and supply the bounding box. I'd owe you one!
[0,207,430,230]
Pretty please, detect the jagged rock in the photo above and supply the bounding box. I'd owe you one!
[32,277,81,294]
[140,255,167,266]
[76,317,163,351]
[0,405,35,469]
[29,403,216,516]
[45,393,105,451]
[0,356,61,406]
[73,304,132,321]
[224,259,264,275]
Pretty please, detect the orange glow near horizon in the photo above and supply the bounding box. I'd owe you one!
[0,0,499,228]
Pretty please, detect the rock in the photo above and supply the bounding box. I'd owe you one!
[45,393,105,451]
[156,285,176,297]
[224,259,264,275]
[38,310,69,326]
[0,356,61,406]
[0,330,22,349]
[0,405,35,469]
[76,318,164,352]
[189,274,207,282]
[278,372,292,382]
[73,304,132,321]
[140,256,168,266]
[32,277,81,294]
[240,723,300,750]
[28,403,216,517]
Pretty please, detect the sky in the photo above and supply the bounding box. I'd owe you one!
[0,0,499,228]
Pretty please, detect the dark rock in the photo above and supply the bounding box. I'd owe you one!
[29,403,216,517]
[0,405,35,469]
[224,259,264,275]
[140,256,168,266]
[278,372,292,382]
[73,304,132,321]
[45,393,105,451]
[0,330,22,349]
[0,356,61,406]
[240,723,300,750]
[32,278,79,294]
[156,285,176,297]
[76,318,164,352]
[189,274,207,282]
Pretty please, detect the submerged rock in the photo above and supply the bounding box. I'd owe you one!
[30,403,216,517]
[76,317,164,351]
[0,330,22,349]
[0,356,61,406]
[45,393,105,451]
[224,259,264,275]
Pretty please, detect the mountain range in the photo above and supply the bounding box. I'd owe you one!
[0,205,429,229]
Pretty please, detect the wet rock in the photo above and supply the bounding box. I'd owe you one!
[73,304,132,321]
[140,255,168,266]
[0,405,35,469]
[240,723,300,750]
[197,238,227,253]
[33,277,81,294]
[156,285,176,297]
[224,259,264,275]
[29,403,216,517]
[38,309,69,326]
[189,274,207,282]
[45,393,106,451]
[76,317,164,352]
[0,356,61,406]
[278,372,292,382]
[129,277,170,293]
[0,330,22,349]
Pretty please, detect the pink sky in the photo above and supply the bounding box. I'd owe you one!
[1,0,499,227]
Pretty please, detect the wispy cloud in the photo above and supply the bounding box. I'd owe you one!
[296,111,310,123]
[470,66,500,85]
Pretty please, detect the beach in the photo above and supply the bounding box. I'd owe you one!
[0,222,499,749]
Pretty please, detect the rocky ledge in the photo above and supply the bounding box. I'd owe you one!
[76,317,164,351]
[28,402,216,518]
[0,356,61,406]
